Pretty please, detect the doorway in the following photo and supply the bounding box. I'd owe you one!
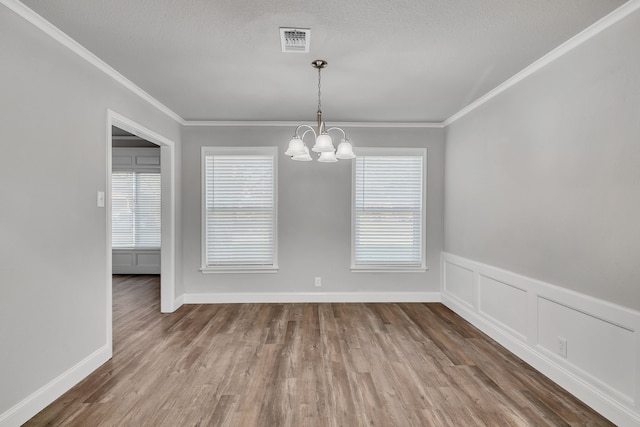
[106,111,178,351]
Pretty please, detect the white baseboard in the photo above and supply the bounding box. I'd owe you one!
[441,252,640,427]
[0,344,111,427]
[173,294,184,310]
[184,291,441,304]
[9,256,636,426]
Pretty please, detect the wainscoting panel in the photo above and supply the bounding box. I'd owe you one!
[112,155,132,166]
[136,252,161,268]
[441,252,640,427]
[478,275,528,340]
[442,261,474,307]
[537,297,635,403]
[112,249,160,274]
[112,252,133,268]
[135,155,160,166]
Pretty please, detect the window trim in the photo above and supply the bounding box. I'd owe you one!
[351,147,427,273]
[200,146,278,273]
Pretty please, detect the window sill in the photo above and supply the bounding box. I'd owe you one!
[113,247,161,251]
[351,266,428,273]
[200,266,279,274]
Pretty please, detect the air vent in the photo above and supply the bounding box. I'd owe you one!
[280,27,310,53]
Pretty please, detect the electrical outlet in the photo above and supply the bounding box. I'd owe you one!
[558,337,567,358]
[314,277,322,287]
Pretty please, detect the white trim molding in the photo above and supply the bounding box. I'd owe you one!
[184,121,445,128]
[441,252,640,427]
[442,0,640,126]
[108,110,180,314]
[0,0,183,124]
[173,294,185,309]
[0,345,110,427]
[184,292,441,304]
[3,0,639,128]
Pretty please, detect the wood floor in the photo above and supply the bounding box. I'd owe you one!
[26,275,612,426]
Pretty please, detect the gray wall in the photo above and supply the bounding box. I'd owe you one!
[444,10,640,310]
[0,6,181,414]
[182,126,444,294]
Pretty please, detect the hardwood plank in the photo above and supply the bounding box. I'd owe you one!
[25,275,614,426]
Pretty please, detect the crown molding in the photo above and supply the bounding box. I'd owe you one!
[443,0,640,127]
[1,0,184,124]
[1,0,442,129]
[184,120,445,128]
[4,0,639,130]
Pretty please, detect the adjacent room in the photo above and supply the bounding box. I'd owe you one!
[1,0,639,425]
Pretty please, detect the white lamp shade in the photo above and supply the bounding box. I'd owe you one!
[285,137,306,156]
[291,145,312,161]
[312,133,335,153]
[335,139,356,159]
[317,150,338,163]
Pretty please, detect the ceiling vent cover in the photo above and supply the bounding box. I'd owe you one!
[280,28,310,53]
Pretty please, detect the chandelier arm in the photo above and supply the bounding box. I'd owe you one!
[300,128,316,142]
[325,127,347,139]
[294,124,316,138]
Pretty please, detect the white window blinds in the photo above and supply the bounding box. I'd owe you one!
[353,149,425,269]
[112,171,161,248]
[202,147,277,270]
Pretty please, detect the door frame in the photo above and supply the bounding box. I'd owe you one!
[106,110,179,350]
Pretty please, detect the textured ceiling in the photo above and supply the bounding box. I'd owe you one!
[22,0,627,122]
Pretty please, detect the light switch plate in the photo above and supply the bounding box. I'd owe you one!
[97,191,105,208]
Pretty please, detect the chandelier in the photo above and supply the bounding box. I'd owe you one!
[285,60,356,162]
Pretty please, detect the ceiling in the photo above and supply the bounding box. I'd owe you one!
[22,0,627,123]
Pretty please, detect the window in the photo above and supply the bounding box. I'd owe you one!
[112,166,161,249]
[201,147,278,272]
[352,148,426,271]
